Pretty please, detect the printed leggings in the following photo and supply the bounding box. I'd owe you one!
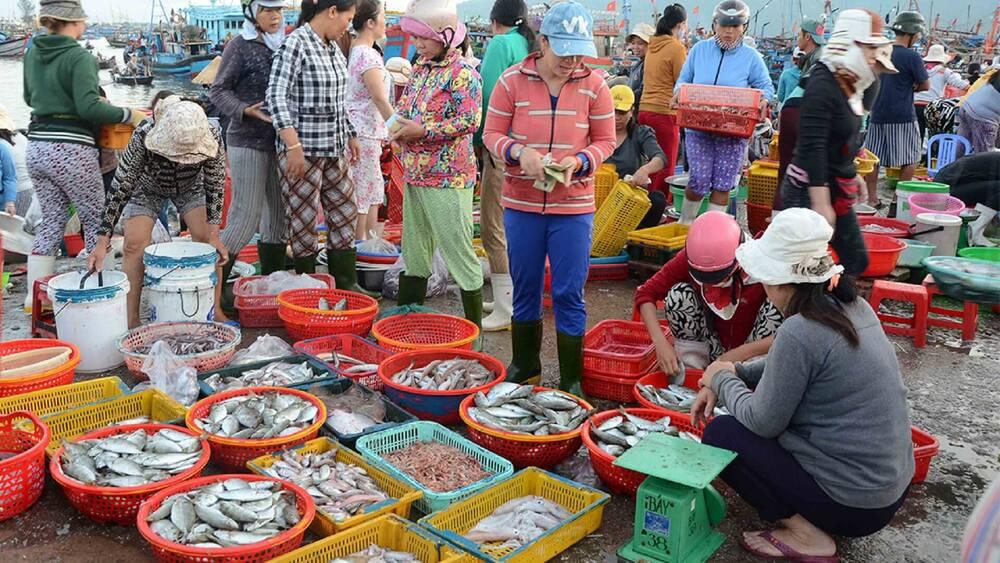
[221,146,286,254]
[279,153,355,258]
[664,283,782,360]
[26,141,104,256]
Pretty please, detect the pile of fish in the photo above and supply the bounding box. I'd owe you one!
[310,384,387,436]
[193,392,319,439]
[331,546,420,563]
[145,478,300,548]
[136,333,226,355]
[591,409,701,456]
[390,358,496,391]
[260,447,389,522]
[466,382,590,436]
[861,224,904,234]
[313,350,380,376]
[635,383,729,417]
[60,428,203,487]
[318,297,349,311]
[464,495,572,550]
[201,361,323,392]
[383,442,492,493]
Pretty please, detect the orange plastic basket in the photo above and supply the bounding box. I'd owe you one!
[97,123,135,150]
[185,387,327,472]
[49,423,211,525]
[677,84,763,138]
[293,334,392,390]
[582,369,650,403]
[0,339,81,397]
[136,474,316,563]
[277,289,379,341]
[0,411,50,521]
[372,313,479,353]
[234,274,335,328]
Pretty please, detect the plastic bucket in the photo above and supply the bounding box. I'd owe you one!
[47,271,130,373]
[896,181,949,223]
[669,185,740,216]
[897,239,936,268]
[914,213,962,258]
[143,242,218,322]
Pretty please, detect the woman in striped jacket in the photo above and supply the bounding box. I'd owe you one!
[483,1,615,396]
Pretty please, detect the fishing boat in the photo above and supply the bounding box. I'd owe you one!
[96,54,116,69]
[112,73,155,86]
[0,34,28,58]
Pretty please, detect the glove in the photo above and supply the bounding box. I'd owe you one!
[128,108,149,128]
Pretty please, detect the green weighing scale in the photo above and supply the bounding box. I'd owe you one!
[614,433,736,563]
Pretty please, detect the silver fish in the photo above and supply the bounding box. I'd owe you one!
[202,361,324,392]
[135,332,225,356]
[466,383,591,436]
[464,495,572,549]
[636,384,729,416]
[591,408,701,457]
[391,358,497,391]
[194,391,317,439]
[331,545,422,563]
[60,428,204,488]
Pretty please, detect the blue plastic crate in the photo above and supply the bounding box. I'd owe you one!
[196,355,342,397]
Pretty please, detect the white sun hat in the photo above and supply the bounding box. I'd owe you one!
[923,44,951,63]
[735,208,844,285]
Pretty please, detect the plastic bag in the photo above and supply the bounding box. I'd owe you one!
[229,333,294,366]
[242,271,327,295]
[140,341,199,406]
[23,194,42,236]
[356,233,398,255]
[151,219,171,244]
[381,251,451,300]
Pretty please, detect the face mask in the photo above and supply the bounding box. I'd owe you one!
[691,275,742,321]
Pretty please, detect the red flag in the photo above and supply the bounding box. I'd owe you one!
[692,5,700,14]
[606,1,616,11]
[618,19,626,29]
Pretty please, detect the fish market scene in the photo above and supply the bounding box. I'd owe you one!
[1,0,999,561]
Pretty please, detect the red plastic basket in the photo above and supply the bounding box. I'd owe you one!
[0,411,49,521]
[117,322,241,379]
[185,387,326,472]
[0,339,81,397]
[63,233,85,257]
[136,474,316,563]
[234,274,335,328]
[386,156,404,225]
[632,369,703,415]
[459,387,593,469]
[582,369,650,402]
[277,289,379,341]
[911,426,939,484]
[49,424,211,525]
[583,320,667,377]
[858,217,910,238]
[237,244,259,264]
[677,84,763,138]
[382,223,402,245]
[860,233,906,278]
[293,334,392,390]
[372,313,479,353]
[746,201,772,236]
[588,263,630,281]
[582,408,701,495]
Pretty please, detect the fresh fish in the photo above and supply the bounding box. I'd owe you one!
[390,358,497,391]
[466,383,592,436]
[309,384,387,436]
[202,361,324,392]
[464,495,572,549]
[59,428,204,488]
[318,297,331,311]
[591,408,702,457]
[383,442,492,493]
[327,409,380,435]
[333,298,349,311]
[636,384,729,416]
[135,331,225,356]
[194,391,319,439]
[330,545,421,563]
[342,364,381,374]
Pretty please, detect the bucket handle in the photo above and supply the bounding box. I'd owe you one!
[908,226,944,237]
[79,269,104,290]
[178,288,202,319]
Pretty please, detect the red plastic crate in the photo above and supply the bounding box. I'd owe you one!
[677,84,763,138]
[234,274,335,328]
[583,320,670,377]
[582,370,649,402]
[293,334,391,390]
[911,426,939,484]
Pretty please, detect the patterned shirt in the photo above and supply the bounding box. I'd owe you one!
[209,35,277,151]
[267,23,356,157]
[346,45,390,141]
[99,120,226,235]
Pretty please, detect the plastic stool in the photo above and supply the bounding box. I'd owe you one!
[31,274,58,339]
[869,280,928,348]
[922,275,978,341]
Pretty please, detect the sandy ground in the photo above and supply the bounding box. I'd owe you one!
[2,253,998,562]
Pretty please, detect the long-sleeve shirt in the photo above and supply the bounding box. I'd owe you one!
[710,299,914,509]
[639,34,687,115]
[267,23,356,158]
[776,65,801,105]
[606,124,664,176]
[674,39,775,101]
[100,120,226,236]
[474,29,529,146]
[790,64,861,189]
[0,142,16,205]
[210,35,277,151]
[914,64,970,104]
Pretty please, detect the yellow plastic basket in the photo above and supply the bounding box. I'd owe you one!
[747,159,779,206]
[591,180,652,258]
[248,437,423,537]
[0,377,128,419]
[854,148,879,176]
[626,223,690,251]
[269,514,471,563]
[768,132,780,161]
[594,164,618,211]
[419,467,610,563]
[43,389,187,456]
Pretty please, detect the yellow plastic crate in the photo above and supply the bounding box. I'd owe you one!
[854,148,879,176]
[420,467,610,563]
[43,389,187,456]
[768,132,780,161]
[747,159,779,206]
[594,163,618,211]
[626,223,690,251]
[0,377,128,419]
[248,437,423,537]
[591,180,652,258]
[269,514,470,563]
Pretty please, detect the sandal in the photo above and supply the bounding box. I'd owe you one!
[739,531,839,562]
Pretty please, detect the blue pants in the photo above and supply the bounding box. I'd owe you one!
[504,209,592,336]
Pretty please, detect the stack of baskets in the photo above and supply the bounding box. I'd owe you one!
[591,180,652,258]
[581,320,669,402]
[234,274,335,328]
[746,159,779,235]
[625,223,689,265]
[0,339,81,397]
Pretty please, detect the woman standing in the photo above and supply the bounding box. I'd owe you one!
[392,0,484,335]
[957,71,1000,153]
[914,44,969,140]
[268,0,376,296]
[347,0,393,241]
[483,1,616,395]
[21,0,146,310]
[476,0,533,332]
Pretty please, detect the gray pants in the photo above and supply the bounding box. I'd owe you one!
[220,146,286,253]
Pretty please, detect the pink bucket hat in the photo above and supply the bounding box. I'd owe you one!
[400,0,467,48]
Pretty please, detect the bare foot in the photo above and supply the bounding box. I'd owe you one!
[742,515,837,558]
[213,308,230,323]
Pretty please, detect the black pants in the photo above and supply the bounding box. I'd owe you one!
[779,181,869,276]
[776,103,802,209]
[915,104,927,143]
[639,190,667,229]
[702,416,908,538]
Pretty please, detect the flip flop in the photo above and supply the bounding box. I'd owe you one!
[739,531,840,562]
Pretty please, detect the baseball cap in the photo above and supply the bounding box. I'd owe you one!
[610,85,635,111]
[801,18,826,45]
[540,2,597,58]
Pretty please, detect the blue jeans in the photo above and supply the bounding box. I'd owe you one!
[504,209,592,336]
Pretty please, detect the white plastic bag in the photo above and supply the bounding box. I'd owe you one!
[356,233,398,255]
[242,271,327,295]
[229,334,294,366]
[382,251,452,300]
[140,341,199,406]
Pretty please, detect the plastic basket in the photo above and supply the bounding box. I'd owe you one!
[0,411,49,522]
[594,164,618,211]
[136,474,315,563]
[196,355,341,397]
[746,201,772,236]
[386,156,404,225]
[234,274,335,328]
[117,321,241,379]
[582,369,653,402]
[372,313,480,354]
[592,181,653,258]
[860,233,906,278]
[582,409,701,495]
[859,217,910,238]
[310,378,417,448]
[747,159,779,206]
[97,123,135,150]
[237,244,259,265]
[0,339,81,397]
[458,388,593,469]
[269,514,468,563]
[0,376,128,418]
[676,84,763,138]
[355,421,514,514]
[958,247,1000,263]
[583,320,663,377]
[278,289,379,340]
[377,349,506,424]
[248,438,422,537]
[923,256,1000,305]
[911,426,939,484]
[626,242,676,265]
[587,262,629,281]
[49,423,211,525]
[855,148,879,175]
[294,334,392,390]
[632,369,704,416]
[626,223,689,251]
[185,387,327,472]
[908,193,965,217]
[419,467,610,563]
[768,132,780,161]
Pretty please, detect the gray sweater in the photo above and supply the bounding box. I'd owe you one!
[711,298,914,509]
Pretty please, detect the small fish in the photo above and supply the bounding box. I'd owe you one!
[590,408,697,457]
[464,495,572,549]
[135,331,225,356]
[331,545,422,563]
[318,297,331,310]
[383,442,493,493]
[637,384,729,416]
[59,428,204,488]
[465,383,591,436]
[194,391,318,439]
[332,298,348,311]
[390,358,497,391]
[202,361,324,392]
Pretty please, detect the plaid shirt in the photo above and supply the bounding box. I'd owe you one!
[267,23,356,158]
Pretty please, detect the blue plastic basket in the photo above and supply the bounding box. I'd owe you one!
[313,378,418,449]
[196,355,342,397]
[589,251,629,265]
[922,256,1000,305]
[355,421,515,514]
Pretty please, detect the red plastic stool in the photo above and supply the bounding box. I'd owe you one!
[922,275,979,341]
[31,274,58,339]
[868,280,928,348]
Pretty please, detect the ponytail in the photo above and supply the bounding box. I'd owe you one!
[298,0,359,28]
[490,0,535,47]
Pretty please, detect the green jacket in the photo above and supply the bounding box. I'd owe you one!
[474,29,530,146]
[23,34,128,146]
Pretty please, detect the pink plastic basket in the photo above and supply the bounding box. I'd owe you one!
[908,193,965,217]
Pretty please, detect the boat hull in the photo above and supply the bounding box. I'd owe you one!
[0,36,27,57]
[152,54,215,76]
[113,75,154,86]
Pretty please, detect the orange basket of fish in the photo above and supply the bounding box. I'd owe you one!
[185,387,326,472]
[371,313,479,353]
[459,385,594,469]
[0,410,50,522]
[278,289,379,341]
[49,423,211,525]
[136,474,316,563]
[0,339,81,397]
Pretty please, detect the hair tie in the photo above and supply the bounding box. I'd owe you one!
[514,18,524,25]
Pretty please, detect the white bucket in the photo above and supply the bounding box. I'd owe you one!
[144,241,217,322]
[914,213,962,258]
[47,270,130,373]
[144,241,218,281]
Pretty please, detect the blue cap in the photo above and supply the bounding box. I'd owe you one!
[540,2,597,58]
